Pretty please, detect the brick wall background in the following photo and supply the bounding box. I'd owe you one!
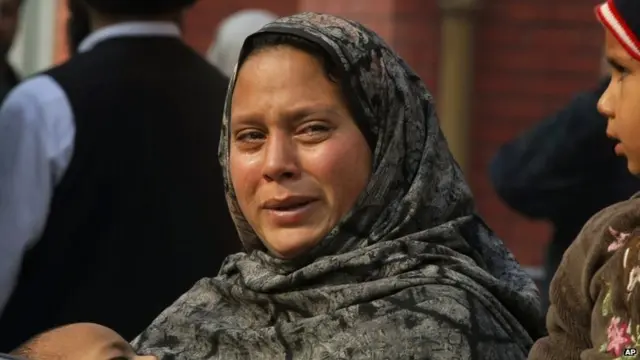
[52,0,606,267]
[470,0,603,266]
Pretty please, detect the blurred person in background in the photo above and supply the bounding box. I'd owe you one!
[489,75,640,311]
[66,0,92,56]
[0,0,238,351]
[67,0,184,57]
[0,0,22,104]
[206,9,277,77]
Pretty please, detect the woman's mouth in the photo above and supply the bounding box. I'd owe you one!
[615,142,624,155]
[262,197,317,226]
[271,200,312,211]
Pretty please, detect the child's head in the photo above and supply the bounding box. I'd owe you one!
[11,323,156,360]
[596,0,640,174]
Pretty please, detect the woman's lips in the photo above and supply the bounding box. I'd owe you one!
[264,200,317,226]
[615,142,624,155]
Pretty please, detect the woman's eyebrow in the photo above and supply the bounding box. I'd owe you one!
[230,114,263,128]
[283,105,341,121]
[232,105,341,127]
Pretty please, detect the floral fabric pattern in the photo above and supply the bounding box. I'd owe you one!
[528,196,640,360]
[600,314,637,358]
[608,227,632,252]
[600,228,640,359]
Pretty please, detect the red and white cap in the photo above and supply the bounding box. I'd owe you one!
[596,0,640,61]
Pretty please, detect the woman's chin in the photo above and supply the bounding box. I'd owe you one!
[263,227,325,259]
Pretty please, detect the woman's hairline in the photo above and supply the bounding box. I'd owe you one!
[234,31,375,150]
[239,32,340,83]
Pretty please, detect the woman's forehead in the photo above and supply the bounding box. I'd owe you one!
[233,47,340,99]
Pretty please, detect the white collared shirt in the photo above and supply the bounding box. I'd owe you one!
[0,22,181,315]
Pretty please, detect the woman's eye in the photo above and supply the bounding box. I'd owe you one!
[236,130,265,142]
[300,123,330,135]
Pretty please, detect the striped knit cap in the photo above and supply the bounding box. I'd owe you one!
[596,0,640,60]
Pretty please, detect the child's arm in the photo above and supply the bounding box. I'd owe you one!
[528,200,631,360]
[528,239,592,359]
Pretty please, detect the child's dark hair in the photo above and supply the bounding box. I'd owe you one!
[242,33,341,83]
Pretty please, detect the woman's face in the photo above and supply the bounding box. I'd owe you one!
[229,45,372,258]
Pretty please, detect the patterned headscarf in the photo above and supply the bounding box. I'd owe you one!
[132,12,544,359]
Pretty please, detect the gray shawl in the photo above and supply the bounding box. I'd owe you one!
[132,12,544,360]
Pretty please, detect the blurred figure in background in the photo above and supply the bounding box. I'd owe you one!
[0,0,22,103]
[207,9,277,77]
[66,0,184,57]
[66,0,92,56]
[489,76,640,310]
[0,0,238,351]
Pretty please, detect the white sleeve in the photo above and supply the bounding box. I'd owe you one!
[0,75,75,315]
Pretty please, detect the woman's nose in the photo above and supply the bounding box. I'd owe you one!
[262,137,300,182]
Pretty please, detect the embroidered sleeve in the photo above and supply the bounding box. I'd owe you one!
[528,223,598,359]
[598,232,640,359]
[529,200,640,360]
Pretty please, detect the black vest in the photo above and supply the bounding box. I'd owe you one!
[0,62,19,105]
[0,36,240,351]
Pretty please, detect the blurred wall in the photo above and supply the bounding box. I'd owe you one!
[469,0,603,266]
[49,0,605,267]
[9,0,57,76]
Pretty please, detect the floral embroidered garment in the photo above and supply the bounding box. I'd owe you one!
[529,193,640,359]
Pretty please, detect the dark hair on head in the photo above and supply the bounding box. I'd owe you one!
[242,33,341,83]
[67,0,92,56]
[82,0,196,16]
